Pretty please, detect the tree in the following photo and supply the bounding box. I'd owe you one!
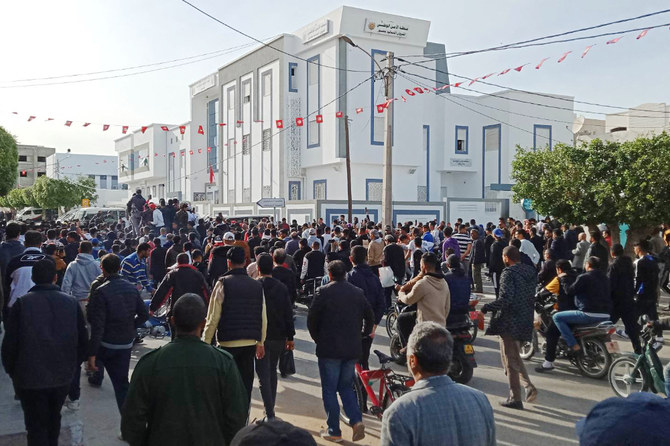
[32,176,98,209]
[0,126,19,196]
[511,133,670,252]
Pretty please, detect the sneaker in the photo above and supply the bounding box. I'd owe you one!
[525,386,538,403]
[656,336,665,344]
[616,329,630,339]
[320,431,343,443]
[535,365,554,373]
[352,422,366,442]
[499,399,524,410]
[65,398,80,411]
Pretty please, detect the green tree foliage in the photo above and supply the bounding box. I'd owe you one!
[0,176,98,210]
[0,126,19,196]
[511,133,670,249]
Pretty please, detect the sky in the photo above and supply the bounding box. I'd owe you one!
[1,0,669,155]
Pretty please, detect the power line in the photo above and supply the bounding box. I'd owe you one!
[180,0,368,73]
[1,39,274,83]
[394,8,670,59]
[398,61,670,118]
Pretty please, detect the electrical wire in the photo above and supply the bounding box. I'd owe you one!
[180,0,368,73]
[394,8,670,59]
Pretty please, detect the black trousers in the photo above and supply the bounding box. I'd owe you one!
[397,311,417,347]
[222,345,256,404]
[637,299,661,337]
[255,340,285,418]
[18,385,69,446]
[88,347,132,412]
[360,335,374,370]
[611,302,642,354]
[491,271,502,299]
[544,322,561,362]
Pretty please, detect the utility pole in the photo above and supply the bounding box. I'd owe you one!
[344,115,353,223]
[382,51,394,228]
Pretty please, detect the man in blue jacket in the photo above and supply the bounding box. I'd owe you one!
[2,259,88,446]
[347,245,385,370]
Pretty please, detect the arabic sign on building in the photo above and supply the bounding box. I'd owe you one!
[364,19,409,38]
[190,74,218,97]
[450,158,473,168]
[303,19,329,44]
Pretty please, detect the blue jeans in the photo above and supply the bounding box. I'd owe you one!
[663,362,670,397]
[88,347,132,412]
[552,311,609,348]
[318,358,361,436]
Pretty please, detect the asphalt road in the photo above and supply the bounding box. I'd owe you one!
[14,281,669,446]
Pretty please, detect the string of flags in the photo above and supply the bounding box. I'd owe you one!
[5,25,666,137]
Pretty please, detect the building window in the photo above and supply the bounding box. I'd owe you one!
[99,175,107,189]
[208,99,219,171]
[533,124,552,150]
[37,156,46,162]
[227,88,235,110]
[313,179,326,200]
[262,185,271,198]
[18,155,27,162]
[262,129,272,151]
[111,175,118,190]
[288,62,298,92]
[242,187,251,203]
[455,126,469,154]
[366,179,383,201]
[371,49,390,146]
[122,183,129,190]
[263,74,272,97]
[306,55,320,148]
[289,181,301,200]
[242,135,250,155]
[243,82,251,104]
[37,171,46,177]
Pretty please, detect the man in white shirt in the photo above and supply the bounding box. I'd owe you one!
[151,204,164,230]
[516,230,540,266]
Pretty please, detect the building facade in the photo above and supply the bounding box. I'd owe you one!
[17,144,55,188]
[46,153,129,206]
[185,6,574,223]
[574,103,670,144]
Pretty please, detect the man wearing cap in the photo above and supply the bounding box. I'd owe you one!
[367,230,384,275]
[203,246,267,404]
[306,228,322,252]
[122,294,248,445]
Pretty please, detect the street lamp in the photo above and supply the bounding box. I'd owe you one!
[341,36,394,227]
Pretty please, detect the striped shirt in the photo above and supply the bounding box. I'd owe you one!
[453,233,473,261]
[120,252,153,292]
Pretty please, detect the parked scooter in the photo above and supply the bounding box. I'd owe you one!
[389,302,477,384]
[520,290,618,379]
[137,299,171,339]
[609,315,665,397]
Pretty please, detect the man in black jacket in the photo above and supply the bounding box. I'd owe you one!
[207,233,236,286]
[634,239,661,341]
[150,253,209,316]
[300,241,326,282]
[382,235,406,308]
[87,254,148,412]
[202,246,266,404]
[471,228,486,293]
[586,230,609,272]
[149,237,167,287]
[271,248,297,305]
[307,260,374,443]
[608,244,641,353]
[2,259,88,446]
[255,254,294,420]
[489,228,507,298]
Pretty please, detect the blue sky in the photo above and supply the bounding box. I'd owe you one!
[1,0,668,154]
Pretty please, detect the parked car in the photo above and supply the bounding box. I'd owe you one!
[60,207,126,226]
[15,207,58,223]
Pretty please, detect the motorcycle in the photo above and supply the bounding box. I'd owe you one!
[137,299,171,339]
[389,302,477,384]
[608,315,666,397]
[520,290,618,379]
[296,276,322,308]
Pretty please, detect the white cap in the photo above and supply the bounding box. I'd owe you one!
[223,232,235,241]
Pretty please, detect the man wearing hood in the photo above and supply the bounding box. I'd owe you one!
[395,252,450,350]
[489,228,508,298]
[481,246,538,410]
[61,240,102,410]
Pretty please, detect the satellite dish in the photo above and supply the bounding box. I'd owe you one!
[572,115,585,134]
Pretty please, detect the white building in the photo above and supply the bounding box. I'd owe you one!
[46,152,129,206]
[114,122,209,205]
[186,6,574,224]
[574,103,670,144]
[17,144,55,188]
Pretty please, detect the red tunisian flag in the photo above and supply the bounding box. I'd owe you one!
[122,126,129,134]
[197,125,204,135]
[65,121,72,127]
[103,125,110,131]
[161,126,169,131]
[209,166,215,184]
[180,126,186,135]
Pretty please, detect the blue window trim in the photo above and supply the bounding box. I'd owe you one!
[207,98,219,172]
[313,179,327,200]
[481,124,502,199]
[288,180,301,200]
[533,124,552,151]
[326,208,379,226]
[370,49,390,146]
[288,62,298,93]
[455,125,469,155]
[365,179,383,201]
[423,125,430,202]
[306,55,321,149]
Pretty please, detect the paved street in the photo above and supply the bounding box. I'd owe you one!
[2,282,669,446]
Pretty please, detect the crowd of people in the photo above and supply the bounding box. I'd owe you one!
[1,189,670,445]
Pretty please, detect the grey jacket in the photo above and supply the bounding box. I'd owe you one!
[62,253,102,301]
[572,240,590,270]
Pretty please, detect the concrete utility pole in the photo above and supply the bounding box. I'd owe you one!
[382,51,394,228]
[345,115,353,223]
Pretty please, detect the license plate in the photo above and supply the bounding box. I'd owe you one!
[464,344,475,355]
[606,341,620,354]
